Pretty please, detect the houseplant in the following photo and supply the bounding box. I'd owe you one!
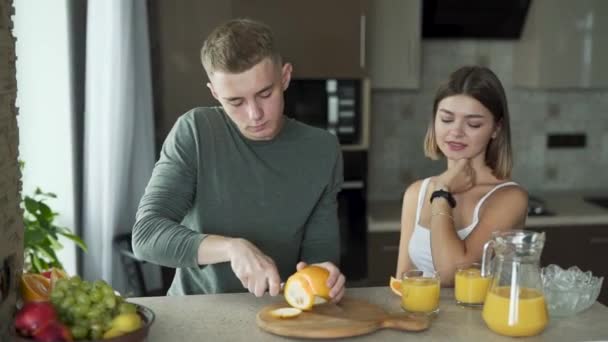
[21,167,88,273]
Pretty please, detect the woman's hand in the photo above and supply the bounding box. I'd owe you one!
[436,159,475,193]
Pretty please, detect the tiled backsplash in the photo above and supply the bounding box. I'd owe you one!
[368,40,608,201]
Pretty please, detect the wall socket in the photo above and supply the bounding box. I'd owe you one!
[547,133,587,149]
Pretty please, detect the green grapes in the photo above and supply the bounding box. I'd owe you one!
[50,276,141,340]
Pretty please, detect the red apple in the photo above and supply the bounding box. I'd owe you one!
[14,302,58,337]
[33,321,72,342]
[40,271,52,279]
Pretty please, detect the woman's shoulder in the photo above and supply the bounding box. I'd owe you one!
[402,178,431,204]
[484,181,528,208]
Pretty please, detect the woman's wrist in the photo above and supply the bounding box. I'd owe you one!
[433,180,450,192]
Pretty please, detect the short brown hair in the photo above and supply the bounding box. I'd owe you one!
[201,18,282,75]
[423,66,513,179]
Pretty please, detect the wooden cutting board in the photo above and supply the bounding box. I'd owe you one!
[256,297,430,339]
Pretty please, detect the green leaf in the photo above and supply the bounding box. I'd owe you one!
[59,232,88,252]
[38,202,54,221]
[24,227,47,247]
[46,234,64,250]
[35,188,57,198]
[35,244,56,261]
[31,253,43,274]
[24,197,40,214]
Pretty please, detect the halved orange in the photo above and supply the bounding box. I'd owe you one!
[389,276,402,297]
[20,273,51,302]
[295,266,331,301]
[284,274,315,310]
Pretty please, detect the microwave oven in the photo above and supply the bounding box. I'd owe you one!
[284,79,362,145]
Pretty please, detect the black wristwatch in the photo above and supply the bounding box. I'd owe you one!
[430,189,456,208]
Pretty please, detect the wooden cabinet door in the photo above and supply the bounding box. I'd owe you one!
[233,0,367,79]
[368,0,421,89]
[514,0,608,88]
[148,0,231,148]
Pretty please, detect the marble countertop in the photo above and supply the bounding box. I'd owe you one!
[129,287,608,341]
[368,192,608,232]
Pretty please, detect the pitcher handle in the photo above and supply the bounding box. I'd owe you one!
[481,240,494,277]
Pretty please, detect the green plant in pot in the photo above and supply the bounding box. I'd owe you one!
[22,186,88,274]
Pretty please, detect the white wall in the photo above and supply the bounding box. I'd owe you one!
[14,0,77,275]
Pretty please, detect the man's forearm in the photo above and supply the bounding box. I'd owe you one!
[132,214,206,268]
[196,235,236,265]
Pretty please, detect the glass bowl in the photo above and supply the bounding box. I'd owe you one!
[541,264,604,317]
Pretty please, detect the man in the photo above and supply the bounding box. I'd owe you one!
[132,18,345,302]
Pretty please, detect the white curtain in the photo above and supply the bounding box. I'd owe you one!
[83,0,155,293]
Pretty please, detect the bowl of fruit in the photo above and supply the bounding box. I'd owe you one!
[13,272,155,341]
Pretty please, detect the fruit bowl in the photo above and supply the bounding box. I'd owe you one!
[13,304,155,342]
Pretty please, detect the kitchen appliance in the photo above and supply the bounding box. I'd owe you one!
[584,197,608,209]
[284,79,362,145]
[422,0,531,39]
[528,196,553,216]
[337,151,368,282]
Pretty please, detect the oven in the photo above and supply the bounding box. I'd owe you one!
[284,79,362,145]
[338,150,368,282]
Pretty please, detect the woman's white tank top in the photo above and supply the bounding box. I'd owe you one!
[408,178,520,274]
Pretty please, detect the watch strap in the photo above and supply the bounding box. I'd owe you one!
[430,189,456,208]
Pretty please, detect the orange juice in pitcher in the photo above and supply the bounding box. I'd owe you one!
[480,230,549,337]
[483,287,548,337]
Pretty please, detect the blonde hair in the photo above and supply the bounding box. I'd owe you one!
[201,18,282,75]
[424,66,513,179]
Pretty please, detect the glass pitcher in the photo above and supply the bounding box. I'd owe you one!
[480,230,549,337]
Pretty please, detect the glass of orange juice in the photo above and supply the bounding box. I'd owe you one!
[401,269,440,315]
[454,263,491,307]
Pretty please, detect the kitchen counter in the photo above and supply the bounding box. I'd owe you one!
[368,193,608,232]
[129,287,608,341]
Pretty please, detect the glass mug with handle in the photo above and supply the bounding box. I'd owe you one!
[401,269,440,315]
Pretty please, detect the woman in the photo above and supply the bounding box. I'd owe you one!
[396,66,528,286]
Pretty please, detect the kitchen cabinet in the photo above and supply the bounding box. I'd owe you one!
[513,0,608,88]
[528,225,608,305]
[148,0,230,149]
[233,0,368,79]
[367,231,400,286]
[367,0,421,89]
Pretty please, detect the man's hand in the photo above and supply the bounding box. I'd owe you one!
[228,238,281,297]
[297,261,346,303]
[436,159,475,193]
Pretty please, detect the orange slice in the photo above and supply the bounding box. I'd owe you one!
[284,274,315,310]
[270,307,302,319]
[20,273,51,302]
[390,276,402,297]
